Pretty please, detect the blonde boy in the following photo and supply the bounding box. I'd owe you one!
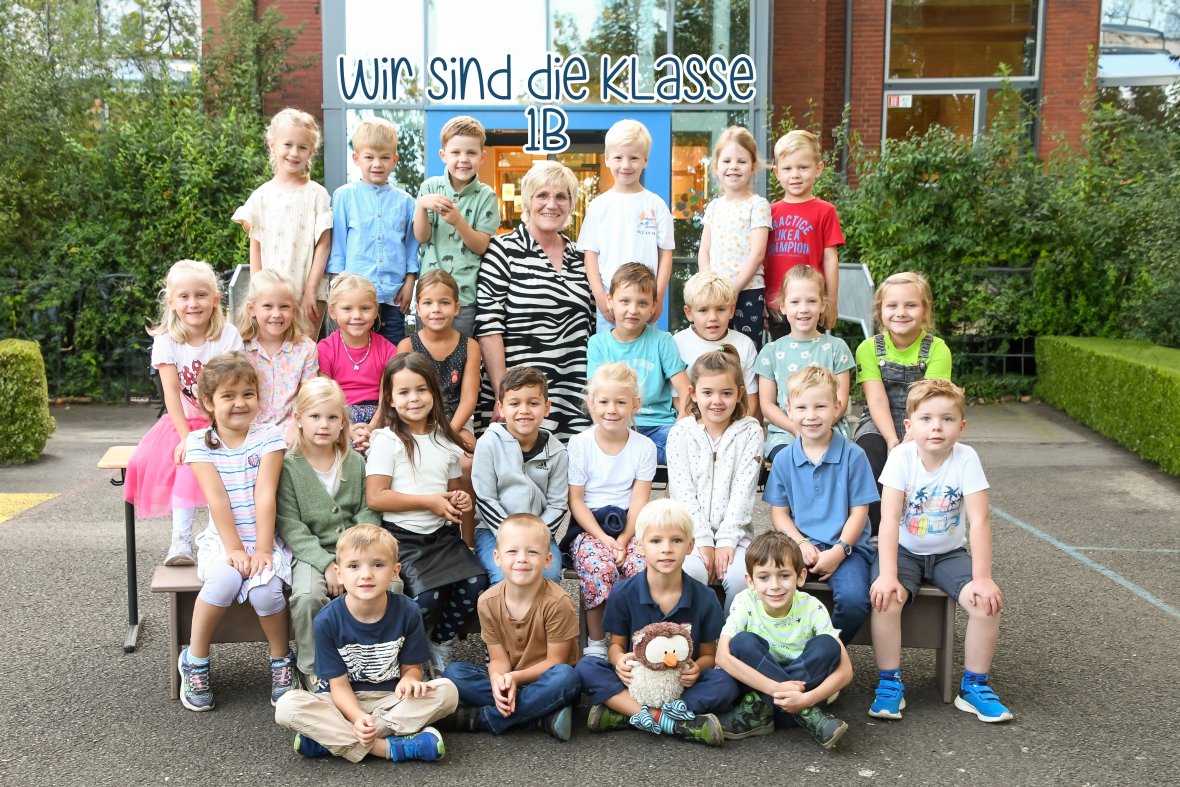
[766,130,843,338]
[578,119,675,333]
[414,115,500,337]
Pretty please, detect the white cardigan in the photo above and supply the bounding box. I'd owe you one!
[665,415,764,549]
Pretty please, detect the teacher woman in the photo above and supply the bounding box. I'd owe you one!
[474,160,593,442]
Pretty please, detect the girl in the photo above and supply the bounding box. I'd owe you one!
[233,107,332,327]
[853,271,951,534]
[364,353,488,678]
[397,269,481,545]
[697,126,772,349]
[316,273,397,451]
[123,259,243,566]
[757,265,856,463]
[178,353,294,712]
[237,270,318,445]
[561,362,657,659]
[666,346,764,612]
[275,378,381,689]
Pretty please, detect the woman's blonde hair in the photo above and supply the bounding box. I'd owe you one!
[771,263,828,315]
[327,273,379,313]
[153,259,226,344]
[687,345,748,422]
[519,161,579,226]
[292,377,351,459]
[585,362,641,409]
[266,107,322,178]
[236,269,304,343]
[874,271,935,334]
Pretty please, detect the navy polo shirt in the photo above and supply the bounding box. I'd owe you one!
[602,571,725,659]
[763,431,879,550]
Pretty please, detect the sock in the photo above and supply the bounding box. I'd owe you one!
[879,669,901,682]
[587,636,609,650]
[962,669,988,687]
[171,506,195,542]
[183,649,209,667]
[652,707,677,734]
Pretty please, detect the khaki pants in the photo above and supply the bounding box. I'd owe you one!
[275,682,458,762]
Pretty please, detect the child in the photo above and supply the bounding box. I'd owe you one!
[123,259,243,566]
[765,130,843,339]
[274,525,459,763]
[869,379,1011,723]
[317,273,397,451]
[276,378,382,689]
[237,269,318,444]
[396,269,481,544]
[578,119,675,332]
[758,265,856,462]
[763,366,878,644]
[441,514,582,740]
[328,117,419,344]
[364,353,488,677]
[697,126,772,348]
[471,366,567,584]
[586,263,689,465]
[666,347,764,612]
[853,271,952,534]
[234,108,332,327]
[178,353,294,712]
[562,362,656,659]
[715,531,852,748]
[574,499,741,746]
[413,115,499,337]
[673,270,759,419]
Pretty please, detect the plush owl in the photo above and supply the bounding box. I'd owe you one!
[627,622,697,732]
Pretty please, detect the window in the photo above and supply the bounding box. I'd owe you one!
[889,0,1039,79]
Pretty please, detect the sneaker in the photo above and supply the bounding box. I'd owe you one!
[269,652,297,706]
[164,539,194,567]
[436,705,481,733]
[583,637,609,659]
[293,733,328,758]
[868,677,905,719]
[586,704,628,733]
[178,649,214,712]
[719,692,774,740]
[426,639,454,679]
[531,705,573,741]
[386,727,445,762]
[955,681,1013,723]
[671,713,725,747]
[794,705,848,749]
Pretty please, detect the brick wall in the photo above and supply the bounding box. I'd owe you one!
[1039,0,1100,157]
[849,0,886,152]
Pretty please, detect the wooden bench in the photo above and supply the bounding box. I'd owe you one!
[97,445,143,653]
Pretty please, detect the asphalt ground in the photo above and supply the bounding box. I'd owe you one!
[0,402,1177,786]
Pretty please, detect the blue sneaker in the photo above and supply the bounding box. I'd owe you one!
[269,652,297,706]
[293,733,329,758]
[386,727,445,762]
[178,649,214,712]
[868,677,906,719]
[955,681,1013,722]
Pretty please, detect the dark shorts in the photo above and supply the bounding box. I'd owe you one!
[871,545,972,605]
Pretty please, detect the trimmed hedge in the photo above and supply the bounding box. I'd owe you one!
[1036,336,1180,476]
[0,339,56,464]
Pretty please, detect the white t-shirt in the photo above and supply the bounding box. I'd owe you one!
[672,327,759,394]
[567,426,657,510]
[313,460,342,497]
[365,428,462,534]
[577,189,674,291]
[879,442,989,555]
[151,324,244,419]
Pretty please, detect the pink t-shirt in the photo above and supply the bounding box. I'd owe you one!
[764,198,844,301]
[317,330,397,404]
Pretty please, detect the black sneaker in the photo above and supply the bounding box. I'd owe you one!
[436,705,481,732]
[671,713,725,747]
[719,691,774,740]
[793,705,848,749]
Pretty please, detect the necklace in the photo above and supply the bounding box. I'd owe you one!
[340,331,372,371]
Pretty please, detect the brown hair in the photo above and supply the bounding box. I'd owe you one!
[770,262,828,317]
[906,378,966,417]
[196,352,260,449]
[415,269,461,303]
[745,531,805,576]
[609,262,657,298]
[712,125,761,173]
[874,271,935,334]
[375,353,466,468]
[687,345,748,422]
[498,366,549,402]
[337,523,399,563]
[440,115,486,147]
[786,365,838,405]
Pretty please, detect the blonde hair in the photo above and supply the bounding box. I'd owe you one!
[771,263,828,315]
[236,269,304,343]
[712,126,761,172]
[786,365,838,405]
[440,115,486,147]
[585,362,641,405]
[497,513,551,545]
[293,377,351,459]
[196,352,259,449]
[415,269,461,303]
[352,117,398,154]
[153,259,226,344]
[266,107,321,177]
[519,161,579,225]
[682,270,736,310]
[635,498,694,541]
[327,273,379,313]
[773,129,822,165]
[609,262,657,298]
[337,523,399,563]
[687,345,748,422]
[874,271,935,334]
[906,378,965,417]
[604,118,652,156]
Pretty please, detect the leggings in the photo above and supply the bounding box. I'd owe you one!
[413,574,489,643]
[198,563,286,617]
[856,431,889,536]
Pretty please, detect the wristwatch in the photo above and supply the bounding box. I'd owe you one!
[835,539,852,557]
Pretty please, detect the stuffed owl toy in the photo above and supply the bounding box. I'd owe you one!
[627,621,696,733]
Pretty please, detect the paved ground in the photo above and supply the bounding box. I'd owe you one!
[0,402,1177,786]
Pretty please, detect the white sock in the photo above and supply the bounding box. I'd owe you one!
[171,506,195,543]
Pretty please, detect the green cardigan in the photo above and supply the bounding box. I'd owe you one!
[275,450,380,573]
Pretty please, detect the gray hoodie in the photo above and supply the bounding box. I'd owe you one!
[472,422,569,535]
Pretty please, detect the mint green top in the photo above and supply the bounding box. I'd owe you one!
[417,174,500,306]
[721,588,839,663]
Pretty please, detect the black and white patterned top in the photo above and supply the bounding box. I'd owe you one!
[475,224,593,442]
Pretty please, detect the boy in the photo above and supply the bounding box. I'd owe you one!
[274,525,458,763]
[414,115,500,337]
[441,515,582,740]
[578,118,675,333]
[869,379,1011,722]
[574,499,741,747]
[716,531,852,748]
[328,118,419,344]
[763,366,878,643]
[586,263,689,465]
[766,130,844,339]
[471,366,568,583]
[672,270,760,418]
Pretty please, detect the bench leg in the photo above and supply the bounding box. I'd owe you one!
[937,595,956,703]
[169,591,181,700]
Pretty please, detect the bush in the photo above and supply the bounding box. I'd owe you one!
[1036,336,1180,476]
[0,339,56,464]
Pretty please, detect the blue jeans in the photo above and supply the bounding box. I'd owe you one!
[728,631,842,726]
[822,547,872,644]
[443,661,582,734]
[635,424,669,466]
[474,527,563,584]
[377,303,406,345]
[575,655,741,714]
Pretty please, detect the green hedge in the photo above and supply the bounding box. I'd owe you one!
[0,339,56,464]
[1036,336,1180,476]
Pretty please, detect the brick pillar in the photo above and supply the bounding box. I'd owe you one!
[1038,0,1100,158]
[771,0,830,135]
[849,0,886,153]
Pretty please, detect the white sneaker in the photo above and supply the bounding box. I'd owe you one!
[164,539,195,566]
[427,638,454,678]
[583,637,609,659]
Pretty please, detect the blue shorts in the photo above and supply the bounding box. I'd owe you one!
[872,545,972,605]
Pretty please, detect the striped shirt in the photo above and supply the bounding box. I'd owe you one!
[186,424,287,545]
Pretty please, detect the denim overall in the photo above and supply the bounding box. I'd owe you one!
[854,333,934,441]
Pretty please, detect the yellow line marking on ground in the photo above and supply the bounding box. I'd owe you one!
[0,494,58,524]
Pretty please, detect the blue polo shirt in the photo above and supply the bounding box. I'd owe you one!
[762,431,878,550]
[327,181,419,304]
[602,571,724,659]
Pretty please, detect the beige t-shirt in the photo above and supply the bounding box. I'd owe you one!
[233,179,333,301]
[478,579,580,670]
